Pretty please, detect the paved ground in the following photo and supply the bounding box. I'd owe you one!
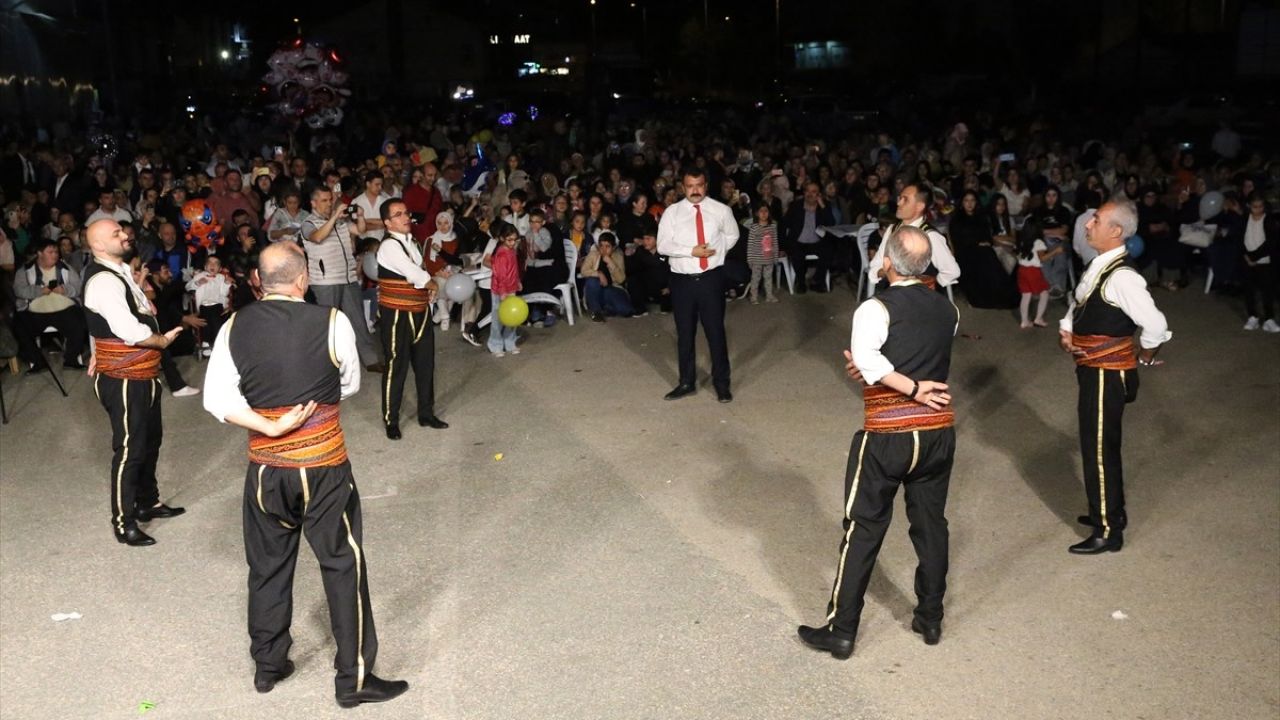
[1,278,1277,720]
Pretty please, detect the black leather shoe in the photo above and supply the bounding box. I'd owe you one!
[386,425,402,440]
[254,660,295,694]
[136,503,186,522]
[796,624,853,659]
[1069,532,1124,555]
[911,618,942,645]
[63,360,87,370]
[716,388,733,403]
[418,415,449,429]
[114,526,156,546]
[365,363,386,374]
[336,674,409,708]
[1077,515,1098,528]
[664,384,696,401]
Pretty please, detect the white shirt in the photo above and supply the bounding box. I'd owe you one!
[1018,239,1047,268]
[866,217,961,287]
[1073,209,1098,265]
[352,192,391,240]
[1244,216,1270,265]
[376,232,433,288]
[202,296,361,423]
[656,197,740,275]
[850,279,958,385]
[82,258,155,345]
[186,270,233,307]
[1059,245,1173,349]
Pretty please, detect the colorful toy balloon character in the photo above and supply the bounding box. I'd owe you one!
[178,199,224,254]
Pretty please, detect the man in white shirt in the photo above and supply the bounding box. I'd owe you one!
[1058,201,1171,554]
[351,171,390,240]
[86,188,133,226]
[657,168,740,403]
[866,184,960,292]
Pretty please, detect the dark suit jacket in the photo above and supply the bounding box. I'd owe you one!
[780,202,836,251]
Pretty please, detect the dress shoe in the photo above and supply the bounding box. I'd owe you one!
[911,618,942,645]
[1069,532,1124,555]
[796,624,854,660]
[418,415,449,429]
[335,673,409,708]
[136,503,186,522]
[365,363,386,374]
[114,526,156,546]
[385,425,402,440]
[664,384,696,401]
[716,388,733,403]
[64,360,87,370]
[254,660,295,694]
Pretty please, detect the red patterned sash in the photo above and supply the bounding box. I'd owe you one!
[862,384,955,433]
[377,278,430,313]
[248,403,348,468]
[1071,334,1137,370]
[94,339,161,380]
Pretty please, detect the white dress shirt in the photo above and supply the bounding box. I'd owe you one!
[187,270,233,308]
[1059,245,1172,349]
[866,217,961,287]
[202,296,361,423]
[657,197,740,275]
[376,232,433,288]
[82,258,155,345]
[850,280,958,385]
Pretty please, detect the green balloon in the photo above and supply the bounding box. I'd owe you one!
[498,296,529,327]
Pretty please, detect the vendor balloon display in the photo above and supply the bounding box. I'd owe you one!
[263,39,351,128]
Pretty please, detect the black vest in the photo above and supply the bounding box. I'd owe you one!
[1073,254,1139,338]
[875,282,957,383]
[890,221,947,278]
[82,260,159,339]
[228,298,342,407]
[376,235,419,281]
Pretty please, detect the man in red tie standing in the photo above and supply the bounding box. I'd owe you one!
[657,168,741,403]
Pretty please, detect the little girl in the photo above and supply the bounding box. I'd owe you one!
[187,255,234,353]
[488,225,522,357]
[1015,219,1061,328]
[745,204,779,303]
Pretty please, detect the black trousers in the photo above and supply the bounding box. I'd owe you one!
[825,427,955,637]
[94,375,163,532]
[627,270,672,312]
[1076,366,1133,538]
[788,239,834,289]
[1243,263,1276,320]
[14,307,87,366]
[379,308,435,428]
[159,349,188,393]
[198,305,227,348]
[670,268,730,391]
[243,461,378,695]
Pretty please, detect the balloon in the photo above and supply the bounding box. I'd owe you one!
[444,273,476,303]
[498,296,529,327]
[1198,191,1224,221]
[1125,234,1144,259]
[179,199,223,252]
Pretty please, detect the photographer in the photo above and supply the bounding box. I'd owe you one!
[13,239,87,371]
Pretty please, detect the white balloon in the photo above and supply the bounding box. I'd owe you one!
[444,272,476,303]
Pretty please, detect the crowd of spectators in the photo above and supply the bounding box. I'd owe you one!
[1,98,1278,385]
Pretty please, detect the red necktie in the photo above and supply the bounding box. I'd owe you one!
[695,204,708,270]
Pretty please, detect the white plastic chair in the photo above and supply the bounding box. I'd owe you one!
[780,254,830,294]
[854,222,878,300]
[520,240,579,325]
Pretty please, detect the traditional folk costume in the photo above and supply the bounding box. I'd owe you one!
[867,218,962,292]
[376,231,439,432]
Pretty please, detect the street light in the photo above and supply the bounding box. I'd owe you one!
[219,49,231,61]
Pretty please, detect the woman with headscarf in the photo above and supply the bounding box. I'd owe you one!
[424,210,480,334]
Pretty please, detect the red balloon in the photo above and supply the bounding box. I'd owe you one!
[178,199,223,252]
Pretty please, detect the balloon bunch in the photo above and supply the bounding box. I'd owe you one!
[262,39,351,129]
[178,199,224,255]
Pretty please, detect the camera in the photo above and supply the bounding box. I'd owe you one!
[345,204,359,218]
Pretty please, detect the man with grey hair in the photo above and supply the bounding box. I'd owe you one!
[203,242,409,707]
[1058,200,1170,555]
[799,225,959,658]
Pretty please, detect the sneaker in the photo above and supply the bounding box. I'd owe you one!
[766,296,779,303]
[591,312,606,323]
[201,348,212,358]
[172,386,202,398]
[1244,316,1260,331]
[749,297,760,305]
[441,317,450,331]
[630,310,648,318]
[1264,319,1280,334]
[510,348,521,355]
[492,351,506,358]
[461,329,482,347]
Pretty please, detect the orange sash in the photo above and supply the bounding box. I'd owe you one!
[377,278,431,313]
[1071,334,1137,370]
[862,384,955,433]
[94,338,161,380]
[248,403,348,468]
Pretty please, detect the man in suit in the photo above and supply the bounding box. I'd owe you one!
[781,182,837,293]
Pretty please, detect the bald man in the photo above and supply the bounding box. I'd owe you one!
[800,226,959,658]
[82,219,187,547]
[203,243,408,707]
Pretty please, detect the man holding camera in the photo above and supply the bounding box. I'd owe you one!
[13,239,87,372]
[302,186,383,372]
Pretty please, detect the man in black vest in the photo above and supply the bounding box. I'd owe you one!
[82,220,186,547]
[1058,200,1171,554]
[202,243,409,708]
[798,226,957,659]
[375,198,447,440]
[866,184,961,292]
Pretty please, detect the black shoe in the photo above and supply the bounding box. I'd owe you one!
[26,362,47,375]
[114,526,156,546]
[911,618,942,645]
[1076,515,1098,528]
[664,384,696,401]
[136,503,186,522]
[1069,532,1124,555]
[63,360,87,370]
[386,425,402,440]
[796,624,854,660]
[461,328,482,347]
[365,363,386,374]
[418,415,449,429]
[591,312,606,323]
[254,660,295,694]
[336,674,409,708]
[716,388,733,403]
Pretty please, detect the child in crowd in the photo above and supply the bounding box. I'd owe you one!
[187,255,234,354]
[745,203,779,303]
[356,236,381,333]
[1015,219,1061,329]
[523,209,560,327]
[488,224,522,357]
[592,212,616,243]
[567,209,592,269]
[580,232,634,321]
